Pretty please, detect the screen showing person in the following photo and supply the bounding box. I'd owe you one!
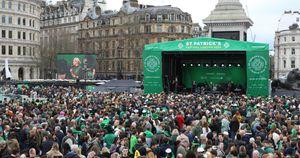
[57,59,69,79]
[83,55,96,79]
[70,57,83,79]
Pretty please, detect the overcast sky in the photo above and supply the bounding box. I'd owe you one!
[50,0,300,49]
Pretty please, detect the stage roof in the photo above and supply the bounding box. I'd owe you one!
[143,37,269,53]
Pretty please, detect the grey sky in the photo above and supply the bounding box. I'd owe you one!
[51,0,300,49]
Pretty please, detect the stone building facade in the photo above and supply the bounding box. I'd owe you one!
[0,0,42,80]
[274,11,300,79]
[78,0,193,80]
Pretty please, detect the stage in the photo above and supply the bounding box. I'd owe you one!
[143,37,269,96]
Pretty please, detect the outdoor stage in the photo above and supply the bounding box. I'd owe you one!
[143,37,270,96]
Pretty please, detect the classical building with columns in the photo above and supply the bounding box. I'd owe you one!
[0,0,42,80]
[78,0,193,80]
[274,11,300,79]
[203,0,253,41]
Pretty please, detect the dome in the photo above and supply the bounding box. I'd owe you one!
[277,11,300,31]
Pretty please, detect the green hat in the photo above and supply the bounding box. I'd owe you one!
[100,119,110,128]
[152,113,159,120]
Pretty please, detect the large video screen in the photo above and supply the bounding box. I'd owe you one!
[56,54,97,79]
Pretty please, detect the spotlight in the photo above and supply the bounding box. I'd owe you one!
[237,64,241,67]
[182,64,186,67]
[221,64,225,67]
[205,64,209,67]
[228,64,232,67]
[190,64,193,66]
[198,64,201,67]
[213,64,217,67]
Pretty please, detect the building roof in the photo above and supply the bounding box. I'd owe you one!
[135,5,188,15]
[277,11,300,31]
[203,0,253,26]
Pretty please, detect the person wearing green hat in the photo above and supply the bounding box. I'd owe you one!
[103,125,116,149]
[144,127,153,147]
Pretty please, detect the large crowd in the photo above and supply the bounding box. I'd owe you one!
[0,85,299,158]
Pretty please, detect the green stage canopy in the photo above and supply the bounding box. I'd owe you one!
[143,37,269,96]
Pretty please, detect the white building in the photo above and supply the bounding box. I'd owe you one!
[274,11,300,79]
[0,0,42,80]
[203,0,253,41]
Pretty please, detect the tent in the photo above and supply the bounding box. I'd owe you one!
[143,37,269,96]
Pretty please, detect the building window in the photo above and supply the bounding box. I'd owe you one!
[181,25,185,33]
[23,3,25,11]
[2,15,5,23]
[23,32,26,40]
[18,31,21,39]
[8,46,12,55]
[157,37,162,43]
[23,46,26,55]
[292,36,295,41]
[284,37,286,42]
[8,16,12,24]
[284,48,286,55]
[168,26,176,33]
[145,14,150,22]
[8,30,12,38]
[8,1,11,9]
[2,30,6,38]
[292,48,295,55]
[1,45,6,55]
[291,60,295,68]
[283,60,286,68]
[29,19,31,26]
[18,46,21,55]
[145,39,149,44]
[157,24,162,32]
[144,25,151,33]
[18,2,20,10]
[33,20,35,27]
[2,0,5,8]
[23,18,26,25]
[29,33,32,40]
[157,14,162,22]
[169,13,175,21]
[18,17,21,25]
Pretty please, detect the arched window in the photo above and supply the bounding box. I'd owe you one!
[30,68,34,79]
[18,67,24,80]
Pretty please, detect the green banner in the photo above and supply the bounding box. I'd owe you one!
[246,52,269,96]
[143,53,163,93]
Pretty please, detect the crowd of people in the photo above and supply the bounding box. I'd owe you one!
[0,85,299,158]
